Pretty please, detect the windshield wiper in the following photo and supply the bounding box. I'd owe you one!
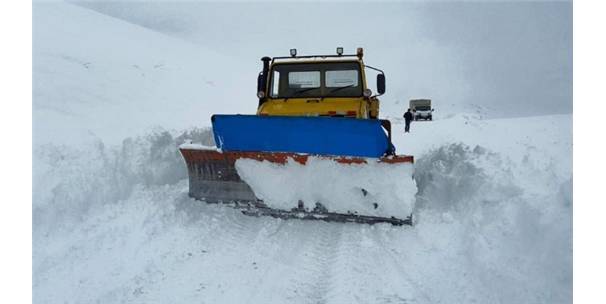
[294,87,317,95]
[328,84,354,94]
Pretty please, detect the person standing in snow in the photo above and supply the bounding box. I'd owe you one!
[403,108,413,133]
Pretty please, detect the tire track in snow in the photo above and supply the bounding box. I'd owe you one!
[370,227,435,303]
[323,224,380,304]
[123,199,285,303]
[371,223,497,303]
[213,213,287,301]
[189,207,282,302]
[98,196,256,302]
[244,220,326,304]
[323,224,419,304]
[284,222,343,304]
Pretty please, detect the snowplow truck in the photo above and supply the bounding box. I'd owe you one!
[180,48,416,225]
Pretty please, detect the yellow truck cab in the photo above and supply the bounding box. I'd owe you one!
[256,48,385,119]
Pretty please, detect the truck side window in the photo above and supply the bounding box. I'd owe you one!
[270,71,280,97]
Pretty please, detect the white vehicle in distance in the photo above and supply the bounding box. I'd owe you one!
[409,99,434,121]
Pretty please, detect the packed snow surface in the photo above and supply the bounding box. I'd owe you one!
[235,158,416,218]
[33,3,572,304]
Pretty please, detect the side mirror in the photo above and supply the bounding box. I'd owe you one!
[377,74,386,95]
[257,72,267,106]
[432,108,435,112]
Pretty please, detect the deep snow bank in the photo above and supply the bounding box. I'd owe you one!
[235,157,416,218]
[406,142,571,303]
[33,127,213,234]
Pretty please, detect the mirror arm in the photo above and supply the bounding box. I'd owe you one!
[365,65,384,74]
[365,65,386,97]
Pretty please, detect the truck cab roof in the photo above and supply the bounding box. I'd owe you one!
[272,55,362,65]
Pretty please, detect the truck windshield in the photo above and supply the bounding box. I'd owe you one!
[269,62,363,98]
[415,106,431,111]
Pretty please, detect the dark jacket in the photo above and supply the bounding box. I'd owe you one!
[404,111,413,122]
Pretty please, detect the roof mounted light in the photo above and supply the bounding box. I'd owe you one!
[336,47,344,56]
[356,47,364,59]
[290,48,297,57]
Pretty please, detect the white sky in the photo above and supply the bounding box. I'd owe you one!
[74,1,572,118]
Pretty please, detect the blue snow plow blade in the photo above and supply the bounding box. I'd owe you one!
[211,115,393,158]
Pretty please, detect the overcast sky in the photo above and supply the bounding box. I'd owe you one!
[75,1,572,118]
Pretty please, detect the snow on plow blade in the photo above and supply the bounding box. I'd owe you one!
[179,149,414,225]
[180,115,415,225]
